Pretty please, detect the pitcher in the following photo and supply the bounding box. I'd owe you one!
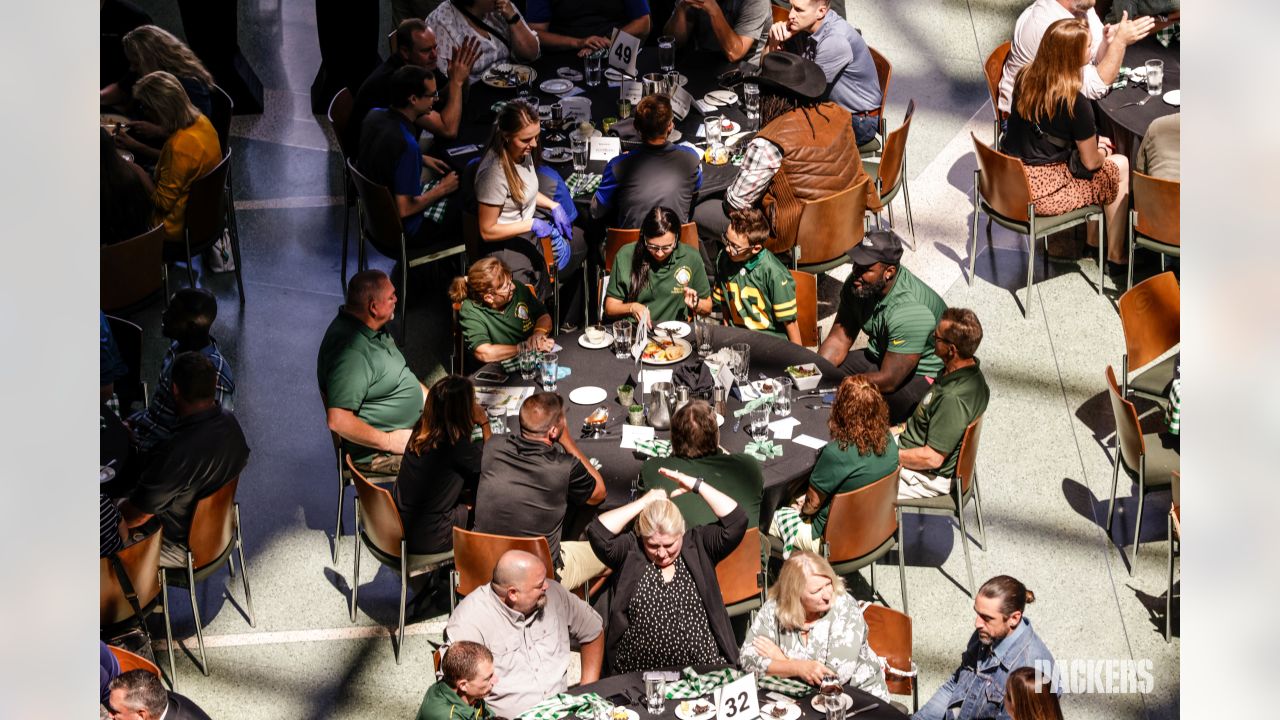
[645,381,675,430]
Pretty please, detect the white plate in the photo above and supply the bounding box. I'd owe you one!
[578,331,615,349]
[760,702,802,720]
[669,73,689,87]
[668,128,683,143]
[717,120,742,136]
[640,337,694,365]
[1162,89,1180,106]
[539,78,574,94]
[604,67,626,81]
[560,96,592,122]
[542,147,572,163]
[810,694,851,713]
[716,412,725,427]
[675,701,718,720]
[569,386,609,405]
[1128,66,1148,81]
[607,709,639,720]
[557,68,584,82]
[656,320,691,338]
[705,90,739,106]
[482,64,536,88]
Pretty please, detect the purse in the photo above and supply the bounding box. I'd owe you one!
[1034,122,1096,180]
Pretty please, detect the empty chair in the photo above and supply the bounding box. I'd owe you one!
[715,527,768,618]
[327,88,359,291]
[1127,172,1180,290]
[862,602,919,713]
[983,42,1012,146]
[1117,271,1179,402]
[101,225,168,312]
[168,151,246,305]
[793,179,871,273]
[865,100,917,245]
[105,315,148,414]
[109,645,163,678]
[101,530,175,684]
[1104,366,1178,574]
[450,527,555,610]
[789,269,819,347]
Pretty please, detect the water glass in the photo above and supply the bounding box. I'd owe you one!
[747,403,771,440]
[643,671,666,714]
[1145,59,1164,96]
[585,50,605,87]
[704,115,723,147]
[664,71,681,97]
[826,697,846,720]
[694,316,714,356]
[486,405,507,434]
[730,342,751,384]
[618,98,633,119]
[772,376,793,417]
[613,320,634,359]
[539,351,559,392]
[658,35,676,72]
[518,348,537,380]
[570,131,589,173]
[742,83,760,131]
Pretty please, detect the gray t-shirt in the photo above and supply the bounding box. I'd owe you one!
[783,10,880,113]
[476,151,538,224]
[689,0,769,63]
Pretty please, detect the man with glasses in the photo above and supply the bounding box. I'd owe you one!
[819,230,946,423]
[711,207,800,343]
[896,307,989,500]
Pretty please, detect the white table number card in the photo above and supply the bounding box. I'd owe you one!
[715,673,760,720]
[607,28,641,78]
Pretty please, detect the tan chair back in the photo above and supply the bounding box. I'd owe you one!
[824,466,901,562]
[877,100,916,199]
[101,225,166,311]
[715,527,763,606]
[954,416,984,497]
[863,603,914,697]
[604,228,641,273]
[347,457,406,559]
[772,5,789,24]
[972,134,1032,223]
[1131,172,1180,247]
[185,152,232,253]
[789,269,818,346]
[795,179,869,267]
[1117,271,1180,370]
[984,42,1012,123]
[452,527,555,597]
[109,645,161,677]
[1105,365,1147,468]
[679,222,700,252]
[348,159,406,258]
[868,47,891,120]
[327,87,356,159]
[188,476,240,569]
[100,530,162,626]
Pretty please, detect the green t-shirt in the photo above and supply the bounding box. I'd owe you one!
[458,282,547,352]
[640,453,764,528]
[834,265,947,377]
[807,432,899,536]
[316,309,424,462]
[898,361,990,478]
[606,242,710,325]
[713,248,798,337]
[416,680,494,720]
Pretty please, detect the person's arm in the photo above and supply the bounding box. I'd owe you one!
[128,158,155,194]
[857,351,919,395]
[578,632,605,683]
[725,138,782,210]
[118,501,154,528]
[496,0,542,62]
[818,320,855,368]
[620,14,652,43]
[528,23,612,54]
[783,320,802,345]
[751,636,836,685]
[665,0,692,46]
[1091,11,1156,95]
[798,483,827,517]
[327,407,414,454]
[596,487,668,534]
[421,39,481,139]
[763,20,792,55]
[681,0,756,62]
[899,393,971,472]
[395,171,460,220]
[657,467,737,517]
[1075,134,1110,172]
[477,201,536,241]
[557,422,607,505]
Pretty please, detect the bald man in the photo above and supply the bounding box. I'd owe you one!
[445,550,604,718]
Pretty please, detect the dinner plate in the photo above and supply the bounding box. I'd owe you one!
[810,694,851,713]
[717,120,742,136]
[641,337,693,365]
[559,96,592,122]
[578,331,615,349]
[759,702,802,720]
[482,64,536,88]
[668,129,683,143]
[656,320,691,338]
[705,90,738,106]
[557,68,584,82]
[541,147,572,162]
[1162,89,1180,107]
[670,73,689,87]
[604,67,626,81]
[539,78,574,94]
[605,709,640,720]
[675,700,718,720]
[101,112,131,127]
[569,386,608,405]
[716,412,725,427]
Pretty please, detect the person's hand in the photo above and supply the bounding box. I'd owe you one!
[385,428,414,453]
[752,636,787,662]
[495,0,518,22]
[657,466,697,495]
[630,302,652,328]
[472,403,489,425]
[422,154,452,175]
[683,0,720,18]
[1110,11,1156,46]
[767,20,793,49]
[434,171,461,197]
[449,37,482,81]
[531,218,555,238]
[682,286,700,310]
[531,331,554,351]
[550,203,574,240]
[795,660,837,686]
[640,487,670,504]
[577,35,612,57]
[790,495,805,510]
[551,231,571,271]
[1098,136,1115,154]
[125,120,164,139]
[114,129,147,153]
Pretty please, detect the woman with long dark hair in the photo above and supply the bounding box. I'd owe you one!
[603,205,710,327]
[100,128,155,245]
[1005,667,1064,720]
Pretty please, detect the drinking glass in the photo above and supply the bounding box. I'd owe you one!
[772,376,793,417]
[704,115,723,146]
[642,72,663,97]
[547,103,566,142]
[747,403,771,440]
[487,405,507,434]
[570,131,589,173]
[585,50,605,87]
[658,35,676,72]
[665,71,681,97]
[613,320,634,359]
[820,674,842,706]
[539,351,559,392]
[742,82,760,131]
[730,342,750,384]
[1145,59,1164,96]
[642,671,666,714]
[617,98,633,119]
[694,315,714,356]
[518,348,537,380]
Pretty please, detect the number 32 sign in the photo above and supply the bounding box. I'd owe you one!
[607,28,641,78]
[715,674,760,720]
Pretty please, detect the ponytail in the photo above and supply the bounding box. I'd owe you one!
[448,276,470,304]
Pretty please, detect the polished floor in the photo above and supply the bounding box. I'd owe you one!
[120,1,1178,717]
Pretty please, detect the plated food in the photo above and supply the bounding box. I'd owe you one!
[675,700,717,720]
[786,363,823,391]
[641,337,692,365]
[760,702,801,720]
[482,63,536,88]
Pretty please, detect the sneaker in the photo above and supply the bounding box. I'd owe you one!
[559,321,579,334]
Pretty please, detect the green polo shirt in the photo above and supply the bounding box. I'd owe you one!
[898,360,989,478]
[416,680,493,720]
[606,242,710,325]
[316,308,423,462]
[834,266,947,377]
[807,433,899,536]
[640,453,764,528]
[713,248,798,337]
[458,282,547,353]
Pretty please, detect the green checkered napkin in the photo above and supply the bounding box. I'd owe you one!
[517,692,612,720]
[770,506,805,558]
[733,394,775,418]
[664,667,740,699]
[420,177,450,223]
[744,439,783,462]
[1156,22,1179,48]
[758,675,815,697]
[567,172,603,197]
[634,438,672,458]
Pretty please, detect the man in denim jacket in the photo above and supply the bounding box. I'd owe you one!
[914,575,1057,720]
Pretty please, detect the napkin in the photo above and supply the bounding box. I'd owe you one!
[566,172,603,197]
[664,667,740,699]
[744,438,784,461]
[620,424,654,450]
[673,360,715,397]
[640,368,672,394]
[770,506,805,558]
[792,434,826,450]
[733,394,775,418]
[634,438,672,458]
[518,693,613,720]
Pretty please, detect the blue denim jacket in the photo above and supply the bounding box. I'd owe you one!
[913,617,1056,720]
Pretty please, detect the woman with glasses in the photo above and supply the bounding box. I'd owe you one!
[603,205,710,327]
[449,257,554,363]
[711,207,801,343]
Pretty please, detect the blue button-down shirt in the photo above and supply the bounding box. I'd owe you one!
[783,11,880,114]
[913,617,1056,720]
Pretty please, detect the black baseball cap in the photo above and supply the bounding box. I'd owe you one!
[847,229,904,267]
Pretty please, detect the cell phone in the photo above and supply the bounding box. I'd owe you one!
[607,693,632,707]
[473,369,508,384]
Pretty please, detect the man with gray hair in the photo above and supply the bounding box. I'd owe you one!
[107,669,212,720]
[445,550,604,718]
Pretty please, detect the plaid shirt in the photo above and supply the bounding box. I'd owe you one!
[130,339,236,452]
[726,138,783,210]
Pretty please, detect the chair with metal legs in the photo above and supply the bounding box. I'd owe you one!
[862,602,920,713]
[101,530,176,686]
[865,100,918,248]
[327,88,359,291]
[716,527,769,618]
[450,527,554,610]
[983,42,1012,147]
[1166,471,1180,642]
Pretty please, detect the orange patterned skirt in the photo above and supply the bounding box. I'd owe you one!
[1023,158,1120,216]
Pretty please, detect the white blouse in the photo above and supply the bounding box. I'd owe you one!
[427,2,540,83]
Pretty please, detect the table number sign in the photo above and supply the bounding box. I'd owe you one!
[608,28,642,78]
[714,673,760,720]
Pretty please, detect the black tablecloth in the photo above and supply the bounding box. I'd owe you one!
[576,665,908,720]
[476,326,843,530]
[1095,37,1180,158]
[442,49,750,202]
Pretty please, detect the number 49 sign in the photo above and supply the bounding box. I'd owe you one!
[607,28,641,77]
[715,673,760,720]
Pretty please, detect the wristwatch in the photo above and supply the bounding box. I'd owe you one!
[505,12,520,25]
[692,478,704,495]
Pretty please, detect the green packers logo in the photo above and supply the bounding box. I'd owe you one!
[673,266,693,287]
[515,303,529,320]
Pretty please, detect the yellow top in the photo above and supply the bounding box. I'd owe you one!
[151,114,221,241]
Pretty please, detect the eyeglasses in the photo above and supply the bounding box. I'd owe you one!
[721,234,754,256]
[645,242,676,253]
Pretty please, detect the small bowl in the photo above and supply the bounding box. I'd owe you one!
[584,324,607,344]
[786,363,823,391]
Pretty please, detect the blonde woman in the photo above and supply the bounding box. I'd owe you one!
[129,71,221,242]
[448,257,554,363]
[586,467,747,674]
[739,551,888,701]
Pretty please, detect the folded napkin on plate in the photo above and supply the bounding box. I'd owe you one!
[634,438,672,458]
[518,692,612,720]
[567,172,602,197]
[664,667,741,699]
[744,438,783,461]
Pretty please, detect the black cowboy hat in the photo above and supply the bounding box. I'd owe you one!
[745,52,827,100]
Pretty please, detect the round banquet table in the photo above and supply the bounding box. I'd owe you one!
[441,49,751,202]
[575,665,908,720]
[1095,36,1180,159]
[474,325,843,531]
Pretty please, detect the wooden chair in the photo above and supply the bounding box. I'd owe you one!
[866,100,917,246]
[862,603,919,713]
[771,4,789,24]
[163,476,255,676]
[793,179,870,273]
[1117,271,1179,402]
[983,42,1012,146]
[1166,472,1179,642]
[105,315,147,414]
[101,225,167,312]
[969,134,1105,316]
[1127,172,1180,290]
[348,458,455,664]
[327,88,358,291]
[859,47,892,158]
[101,530,175,685]
[207,84,242,277]
[348,159,467,344]
[897,417,987,595]
[1104,367,1178,575]
[450,527,554,610]
[599,223,699,320]
[715,528,768,618]
[109,645,162,678]
[320,392,397,565]
[789,269,818,347]
[168,151,246,305]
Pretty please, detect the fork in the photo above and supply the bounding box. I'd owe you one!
[1117,95,1153,109]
